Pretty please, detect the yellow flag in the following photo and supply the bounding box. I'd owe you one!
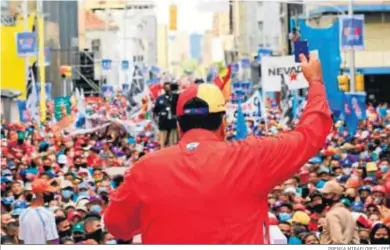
[38,16,46,122]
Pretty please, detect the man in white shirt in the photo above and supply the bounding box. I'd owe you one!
[19,179,59,244]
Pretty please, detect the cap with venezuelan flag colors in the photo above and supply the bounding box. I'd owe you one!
[176,83,226,116]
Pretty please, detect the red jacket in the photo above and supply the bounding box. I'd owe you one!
[104,82,332,244]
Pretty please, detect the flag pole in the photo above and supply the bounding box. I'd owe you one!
[23,0,29,100]
[348,0,356,92]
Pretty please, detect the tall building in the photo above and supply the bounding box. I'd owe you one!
[201,30,214,66]
[231,0,287,57]
[189,33,203,62]
[85,0,157,66]
[212,12,230,37]
[157,24,168,69]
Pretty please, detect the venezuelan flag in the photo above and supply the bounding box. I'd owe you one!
[213,64,232,102]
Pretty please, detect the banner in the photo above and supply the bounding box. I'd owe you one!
[122,83,130,92]
[231,81,252,103]
[37,47,50,66]
[52,114,76,134]
[347,92,367,120]
[16,32,36,57]
[257,48,273,63]
[102,59,112,71]
[54,97,71,121]
[240,58,251,69]
[340,15,365,51]
[261,55,312,91]
[126,64,152,117]
[17,100,28,122]
[35,82,52,101]
[226,91,263,123]
[343,93,357,136]
[121,60,129,70]
[101,85,115,98]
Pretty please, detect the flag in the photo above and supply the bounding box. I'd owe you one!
[213,64,232,101]
[342,93,358,136]
[292,91,298,121]
[26,72,40,126]
[235,100,248,140]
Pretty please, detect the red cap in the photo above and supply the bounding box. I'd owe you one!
[176,84,226,116]
[31,179,57,194]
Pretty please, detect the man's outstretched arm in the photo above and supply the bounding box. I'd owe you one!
[248,53,333,193]
[104,167,142,240]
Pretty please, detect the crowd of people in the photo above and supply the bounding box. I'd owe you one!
[1,78,390,244]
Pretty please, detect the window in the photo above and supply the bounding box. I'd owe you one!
[91,39,100,52]
[365,12,381,24]
[258,21,263,32]
[384,12,390,22]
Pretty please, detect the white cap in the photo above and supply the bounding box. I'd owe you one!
[61,180,73,189]
[24,182,32,191]
[58,154,67,165]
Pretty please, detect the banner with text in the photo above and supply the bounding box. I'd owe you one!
[226,91,263,123]
[261,55,312,91]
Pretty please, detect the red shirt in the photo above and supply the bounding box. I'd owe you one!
[87,154,102,168]
[104,82,332,244]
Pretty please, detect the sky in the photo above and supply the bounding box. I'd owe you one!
[154,0,228,34]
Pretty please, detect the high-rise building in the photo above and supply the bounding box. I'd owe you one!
[189,33,203,62]
[212,12,230,37]
[157,24,169,69]
[231,0,288,57]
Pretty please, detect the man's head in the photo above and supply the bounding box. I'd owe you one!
[163,82,171,93]
[320,180,344,206]
[278,221,292,238]
[84,216,103,243]
[10,181,23,197]
[176,84,226,140]
[56,216,72,238]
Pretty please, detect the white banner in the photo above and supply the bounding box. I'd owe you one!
[261,55,310,92]
[226,91,263,123]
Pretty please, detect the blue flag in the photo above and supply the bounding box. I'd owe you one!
[343,93,359,136]
[292,91,298,121]
[235,101,248,140]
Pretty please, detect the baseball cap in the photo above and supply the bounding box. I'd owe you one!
[31,179,57,194]
[61,180,73,189]
[58,154,67,165]
[319,180,344,195]
[176,83,226,116]
[72,223,84,234]
[289,211,310,225]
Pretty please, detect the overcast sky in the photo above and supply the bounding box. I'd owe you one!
[154,0,228,34]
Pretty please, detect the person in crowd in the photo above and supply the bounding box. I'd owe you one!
[104,53,332,243]
[83,216,103,244]
[301,233,320,244]
[370,223,390,244]
[153,82,179,147]
[18,179,59,244]
[319,180,359,244]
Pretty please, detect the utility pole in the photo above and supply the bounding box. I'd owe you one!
[348,0,356,92]
[23,0,29,95]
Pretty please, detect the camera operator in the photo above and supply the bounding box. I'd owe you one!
[153,82,179,147]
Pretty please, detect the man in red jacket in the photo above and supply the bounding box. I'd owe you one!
[104,53,332,244]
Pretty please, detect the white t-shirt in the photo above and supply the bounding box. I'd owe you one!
[19,207,59,244]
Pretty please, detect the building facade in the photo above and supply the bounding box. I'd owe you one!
[157,24,169,69]
[231,0,287,57]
